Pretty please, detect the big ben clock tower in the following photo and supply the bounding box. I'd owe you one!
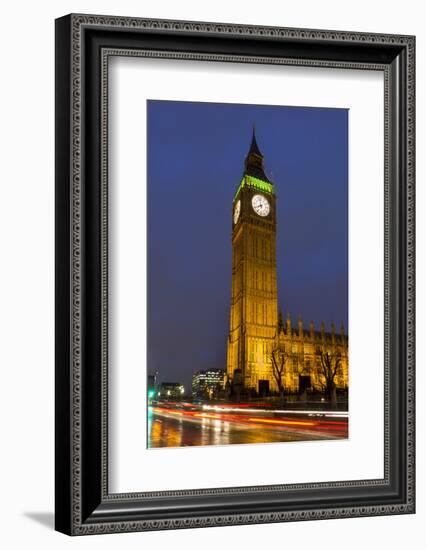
[227,130,279,394]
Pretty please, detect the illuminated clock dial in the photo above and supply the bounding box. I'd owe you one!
[233,200,241,224]
[251,194,270,217]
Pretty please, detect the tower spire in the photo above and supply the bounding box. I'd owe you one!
[286,312,291,334]
[278,308,284,333]
[298,315,303,338]
[244,127,271,183]
[249,125,262,157]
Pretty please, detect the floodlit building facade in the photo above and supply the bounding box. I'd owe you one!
[226,131,348,395]
[158,382,185,399]
[192,369,225,399]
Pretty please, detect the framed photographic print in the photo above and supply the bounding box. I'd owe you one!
[55,14,415,535]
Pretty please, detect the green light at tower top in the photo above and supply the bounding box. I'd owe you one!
[234,174,274,199]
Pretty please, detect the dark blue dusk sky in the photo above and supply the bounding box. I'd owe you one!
[147,100,348,391]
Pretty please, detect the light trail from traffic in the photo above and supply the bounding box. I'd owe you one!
[147,402,349,448]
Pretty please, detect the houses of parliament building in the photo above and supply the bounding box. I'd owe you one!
[226,131,349,396]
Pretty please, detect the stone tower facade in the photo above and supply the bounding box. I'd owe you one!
[226,131,348,395]
[227,130,279,393]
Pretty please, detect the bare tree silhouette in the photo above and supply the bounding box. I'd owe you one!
[271,348,288,403]
[318,350,341,407]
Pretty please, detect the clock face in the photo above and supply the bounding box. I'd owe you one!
[233,200,241,224]
[251,194,270,217]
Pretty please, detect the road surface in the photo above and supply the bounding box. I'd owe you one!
[147,403,348,448]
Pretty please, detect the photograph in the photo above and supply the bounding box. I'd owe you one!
[52,9,415,538]
[146,100,349,448]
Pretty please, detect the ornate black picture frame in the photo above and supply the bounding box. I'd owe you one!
[55,14,415,535]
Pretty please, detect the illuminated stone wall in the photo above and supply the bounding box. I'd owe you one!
[242,318,349,394]
[227,134,280,391]
[226,132,348,396]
